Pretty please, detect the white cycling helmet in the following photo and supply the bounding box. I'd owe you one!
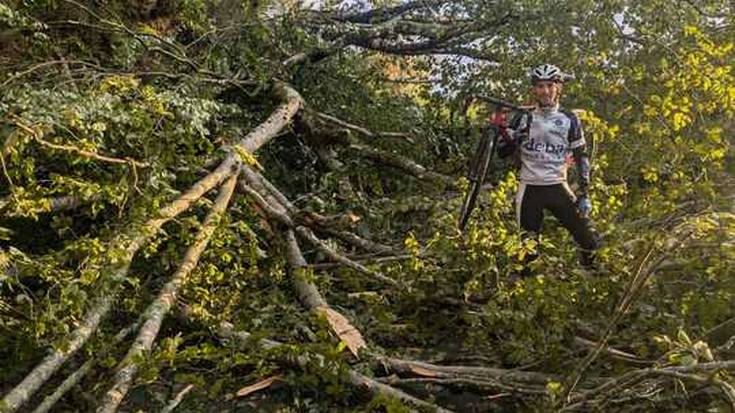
[529,64,572,83]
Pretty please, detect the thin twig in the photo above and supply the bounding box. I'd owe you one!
[11,116,149,168]
[560,231,691,404]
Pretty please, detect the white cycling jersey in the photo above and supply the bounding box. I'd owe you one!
[510,105,585,185]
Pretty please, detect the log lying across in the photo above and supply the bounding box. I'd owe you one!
[347,142,457,189]
[381,357,553,394]
[210,318,455,413]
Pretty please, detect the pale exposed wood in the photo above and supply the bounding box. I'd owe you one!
[318,307,367,358]
[235,376,279,398]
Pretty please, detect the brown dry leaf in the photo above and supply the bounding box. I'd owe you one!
[408,365,438,378]
[318,306,367,357]
[235,376,280,398]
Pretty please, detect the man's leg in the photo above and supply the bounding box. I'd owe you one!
[546,184,599,269]
[516,183,544,275]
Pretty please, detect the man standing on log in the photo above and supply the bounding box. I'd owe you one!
[495,64,599,276]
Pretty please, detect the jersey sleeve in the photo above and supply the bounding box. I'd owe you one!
[496,112,529,158]
[566,111,586,150]
[509,111,528,131]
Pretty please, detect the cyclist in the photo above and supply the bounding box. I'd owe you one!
[495,64,598,274]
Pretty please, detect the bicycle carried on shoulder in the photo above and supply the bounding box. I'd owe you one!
[457,96,532,231]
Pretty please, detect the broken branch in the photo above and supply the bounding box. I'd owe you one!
[284,229,367,357]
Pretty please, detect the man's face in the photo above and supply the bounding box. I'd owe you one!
[531,80,560,107]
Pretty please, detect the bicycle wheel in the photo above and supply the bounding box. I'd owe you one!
[458,127,498,230]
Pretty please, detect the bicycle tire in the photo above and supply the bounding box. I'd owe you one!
[458,127,498,230]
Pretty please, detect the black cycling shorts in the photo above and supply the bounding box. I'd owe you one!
[515,183,597,254]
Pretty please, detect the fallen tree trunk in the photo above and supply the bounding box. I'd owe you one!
[96,174,237,413]
[1,83,302,413]
[347,142,457,189]
[382,357,556,387]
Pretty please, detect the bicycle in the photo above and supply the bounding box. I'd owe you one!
[457,96,532,231]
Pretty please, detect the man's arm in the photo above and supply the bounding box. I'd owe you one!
[572,146,590,196]
[564,110,590,195]
[566,110,593,218]
[496,111,528,158]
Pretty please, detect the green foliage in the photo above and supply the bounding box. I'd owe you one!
[0,0,733,412]
[364,394,412,413]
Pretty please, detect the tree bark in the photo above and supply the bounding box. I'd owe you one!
[382,357,556,386]
[159,384,194,413]
[239,174,398,287]
[294,226,399,286]
[348,142,457,189]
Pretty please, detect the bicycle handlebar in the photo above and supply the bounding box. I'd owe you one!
[474,95,532,113]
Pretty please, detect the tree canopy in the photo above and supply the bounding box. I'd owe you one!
[1,0,734,412]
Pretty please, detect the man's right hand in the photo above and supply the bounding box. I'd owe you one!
[489,111,511,141]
